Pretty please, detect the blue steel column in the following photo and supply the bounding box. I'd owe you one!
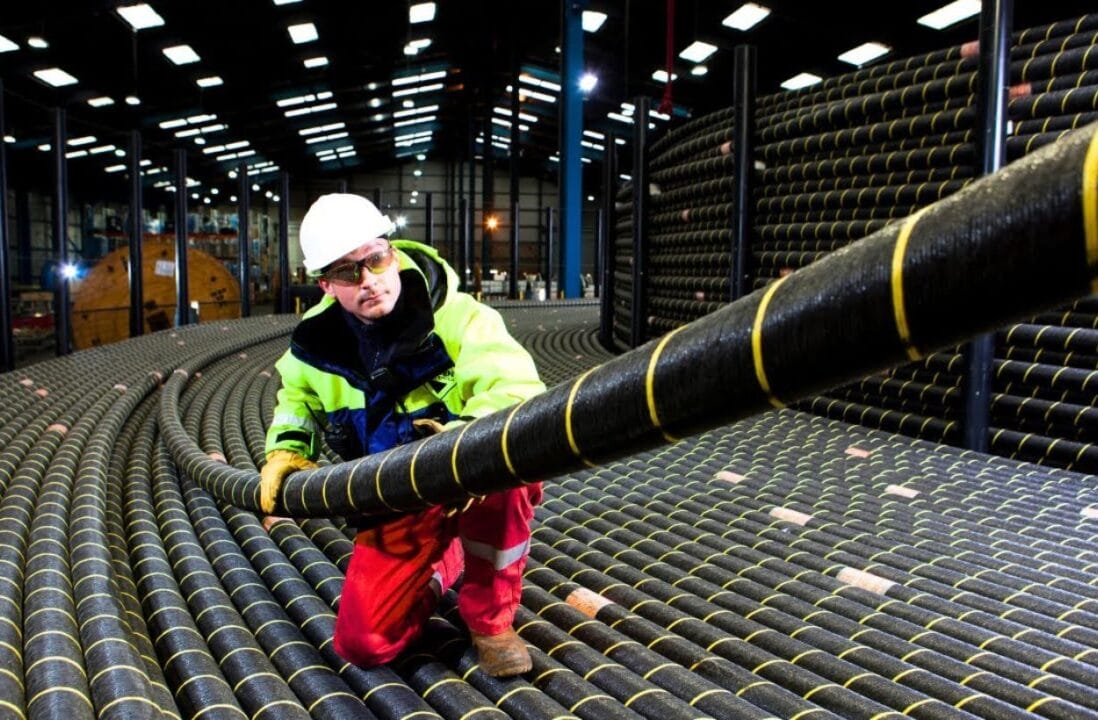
[174,149,190,326]
[731,45,756,301]
[598,133,616,349]
[54,107,71,355]
[558,0,585,298]
[278,171,290,314]
[0,81,12,371]
[962,0,1012,453]
[128,129,144,338]
[630,97,649,348]
[238,163,250,317]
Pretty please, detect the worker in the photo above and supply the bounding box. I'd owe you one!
[260,193,545,677]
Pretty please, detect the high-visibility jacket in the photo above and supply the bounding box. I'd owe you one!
[265,240,545,461]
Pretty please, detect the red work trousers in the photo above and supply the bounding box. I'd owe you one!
[332,483,542,667]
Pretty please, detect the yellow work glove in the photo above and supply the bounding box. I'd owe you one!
[260,450,317,514]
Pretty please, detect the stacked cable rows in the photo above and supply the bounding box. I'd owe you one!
[0,308,1095,718]
[612,13,1098,469]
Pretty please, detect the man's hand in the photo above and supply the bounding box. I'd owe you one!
[260,450,317,514]
[412,417,447,437]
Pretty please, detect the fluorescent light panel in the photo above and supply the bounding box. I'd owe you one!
[392,70,446,87]
[304,56,328,68]
[691,65,708,76]
[284,102,338,117]
[722,3,770,31]
[393,115,436,128]
[393,104,439,118]
[162,44,200,64]
[391,82,443,98]
[652,69,677,83]
[781,72,823,90]
[409,2,436,23]
[287,22,318,44]
[299,122,345,136]
[0,34,18,52]
[582,11,607,32]
[196,75,223,87]
[519,73,560,92]
[88,96,115,107]
[838,41,890,66]
[679,41,717,63]
[116,4,165,30]
[33,67,78,87]
[918,0,980,29]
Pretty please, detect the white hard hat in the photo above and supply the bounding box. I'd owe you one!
[299,193,396,273]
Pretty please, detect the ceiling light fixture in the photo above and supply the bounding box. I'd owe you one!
[581,11,607,32]
[68,136,98,146]
[651,69,677,83]
[287,22,318,44]
[125,95,141,105]
[33,67,79,87]
[917,0,980,29]
[837,41,891,66]
[304,56,328,68]
[0,34,18,53]
[409,2,436,23]
[691,65,708,76]
[115,3,165,30]
[196,75,223,87]
[679,41,717,63]
[162,44,200,64]
[781,72,823,90]
[722,3,770,31]
[88,96,116,107]
[27,36,49,49]
[579,72,598,93]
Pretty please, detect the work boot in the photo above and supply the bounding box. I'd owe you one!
[470,628,532,677]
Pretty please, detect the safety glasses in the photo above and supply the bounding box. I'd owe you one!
[323,245,396,284]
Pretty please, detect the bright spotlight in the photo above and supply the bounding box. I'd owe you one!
[60,263,79,280]
[579,73,598,93]
[485,215,499,231]
[395,215,408,228]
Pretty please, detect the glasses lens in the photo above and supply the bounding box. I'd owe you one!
[363,247,394,274]
[325,262,359,284]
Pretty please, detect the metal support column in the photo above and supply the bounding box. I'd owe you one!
[174,148,190,326]
[598,134,616,349]
[237,162,251,317]
[424,191,434,247]
[128,129,144,338]
[559,0,585,298]
[630,96,649,348]
[962,0,1012,453]
[54,107,71,355]
[0,81,11,371]
[510,69,522,300]
[544,207,555,296]
[278,171,290,314]
[482,115,494,274]
[731,45,756,302]
[458,196,470,291]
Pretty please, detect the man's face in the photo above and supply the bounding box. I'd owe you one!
[318,238,401,323]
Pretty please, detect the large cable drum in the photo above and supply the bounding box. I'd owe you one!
[71,240,242,349]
